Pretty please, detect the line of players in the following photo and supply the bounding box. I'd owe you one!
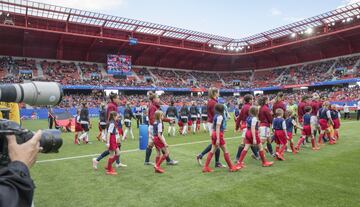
[73,88,341,175]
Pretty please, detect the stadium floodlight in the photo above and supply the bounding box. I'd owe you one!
[346,17,353,22]
[342,19,346,23]
[305,28,313,35]
[6,13,10,17]
[290,33,297,38]
[357,15,360,19]
[331,22,336,26]
[247,46,251,49]
[208,44,212,47]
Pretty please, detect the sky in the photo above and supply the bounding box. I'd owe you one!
[35,0,360,38]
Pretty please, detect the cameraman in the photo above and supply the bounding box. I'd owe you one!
[0,130,42,207]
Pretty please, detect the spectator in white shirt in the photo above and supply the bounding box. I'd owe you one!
[343,104,350,120]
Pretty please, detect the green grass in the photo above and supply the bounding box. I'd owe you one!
[23,118,360,207]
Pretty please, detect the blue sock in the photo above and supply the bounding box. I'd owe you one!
[96,150,110,162]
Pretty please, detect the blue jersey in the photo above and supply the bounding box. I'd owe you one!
[117,119,122,128]
[153,121,163,136]
[330,110,339,119]
[246,116,259,130]
[273,117,285,130]
[286,118,294,133]
[234,108,240,117]
[303,114,311,126]
[143,115,149,125]
[319,108,329,120]
[212,114,225,132]
[108,120,117,135]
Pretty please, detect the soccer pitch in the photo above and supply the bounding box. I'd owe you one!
[24,118,360,207]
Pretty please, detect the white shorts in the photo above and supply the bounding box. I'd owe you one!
[148,125,154,144]
[259,126,270,139]
[207,122,212,136]
[241,128,247,138]
[310,116,319,130]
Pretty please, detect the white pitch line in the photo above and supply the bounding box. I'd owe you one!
[36,121,359,164]
[36,136,242,163]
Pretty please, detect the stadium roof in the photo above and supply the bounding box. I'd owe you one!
[0,0,360,54]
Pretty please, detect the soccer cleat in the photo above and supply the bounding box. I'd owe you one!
[251,154,261,160]
[262,161,274,167]
[92,158,99,170]
[202,166,213,173]
[115,163,128,168]
[106,169,118,175]
[144,162,154,166]
[235,162,245,169]
[275,152,285,161]
[196,155,203,166]
[229,166,240,172]
[167,160,179,165]
[215,162,226,168]
[154,166,165,173]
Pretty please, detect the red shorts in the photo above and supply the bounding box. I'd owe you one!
[118,127,123,136]
[196,119,200,125]
[188,120,192,126]
[211,131,225,146]
[245,130,261,145]
[333,119,340,129]
[240,123,246,130]
[319,119,329,131]
[154,136,165,149]
[108,135,118,151]
[274,130,287,145]
[302,125,311,136]
[178,121,183,127]
[75,124,83,132]
[287,132,293,141]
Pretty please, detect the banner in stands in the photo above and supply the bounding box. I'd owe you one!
[61,78,360,92]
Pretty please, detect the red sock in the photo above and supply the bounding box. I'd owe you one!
[107,157,114,171]
[259,150,267,163]
[74,134,78,143]
[290,143,295,152]
[224,152,233,169]
[238,150,248,164]
[318,133,323,144]
[156,155,167,167]
[280,144,287,155]
[204,152,214,168]
[155,156,160,164]
[296,137,305,148]
[311,138,316,148]
[275,145,280,153]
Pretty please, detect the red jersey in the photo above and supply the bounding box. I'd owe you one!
[148,101,160,125]
[207,98,218,123]
[149,101,170,125]
[236,103,251,130]
[258,104,273,127]
[298,101,310,121]
[311,100,322,116]
[106,101,118,121]
[272,101,286,115]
